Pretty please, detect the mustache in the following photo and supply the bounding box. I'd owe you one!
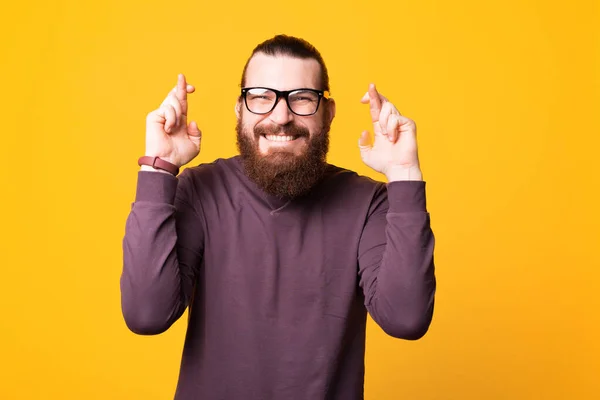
[253,123,309,138]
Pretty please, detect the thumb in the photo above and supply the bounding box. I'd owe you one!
[187,121,202,138]
[358,130,371,160]
[358,130,371,148]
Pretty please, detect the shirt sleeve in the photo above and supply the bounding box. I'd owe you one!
[120,169,205,335]
[357,181,436,339]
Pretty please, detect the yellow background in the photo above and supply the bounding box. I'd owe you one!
[1,0,598,398]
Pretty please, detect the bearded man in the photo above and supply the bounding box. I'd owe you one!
[121,34,436,400]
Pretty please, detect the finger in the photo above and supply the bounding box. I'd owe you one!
[187,121,202,138]
[379,102,396,135]
[360,83,383,123]
[147,109,166,125]
[160,94,183,132]
[387,114,400,142]
[163,92,183,119]
[162,104,177,133]
[186,84,195,93]
[175,73,189,115]
[368,84,383,123]
[175,73,186,98]
[397,115,417,141]
[360,91,369,104]
[360,84,389,103]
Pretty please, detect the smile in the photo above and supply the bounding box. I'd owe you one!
[264,135,300,142]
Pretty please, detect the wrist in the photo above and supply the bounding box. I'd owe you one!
[145,155,179,166]
[140,165,173,174]
[385,165,423,182]
[138,156,180,176]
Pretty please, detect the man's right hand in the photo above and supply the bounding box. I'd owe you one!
[145,74,201,168]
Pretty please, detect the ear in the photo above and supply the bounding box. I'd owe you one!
[235,100,242,119]
[325,98,336,125]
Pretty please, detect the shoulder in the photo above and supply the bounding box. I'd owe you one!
[313,163,387,209]
[322,163,386,196]
[174,157,245,206]
[179,156,242,187]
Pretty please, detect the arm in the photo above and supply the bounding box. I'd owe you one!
[357,83,435,339]
[120,169,204,335]
[358,180,436,340]
[121,73,203,334]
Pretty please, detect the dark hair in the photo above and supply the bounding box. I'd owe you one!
[240,35,330,92]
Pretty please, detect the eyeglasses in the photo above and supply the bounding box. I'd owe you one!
[241,87,330,116]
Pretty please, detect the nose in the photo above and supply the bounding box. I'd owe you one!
[268,97,294,125]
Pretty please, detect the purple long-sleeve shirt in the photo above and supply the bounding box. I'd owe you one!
[121,156,436,399]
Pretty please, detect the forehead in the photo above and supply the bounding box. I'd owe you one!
[244,53,321,90]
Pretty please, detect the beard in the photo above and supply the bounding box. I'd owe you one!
[236,117,330,199]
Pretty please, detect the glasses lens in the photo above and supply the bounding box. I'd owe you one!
[245,88,277,114]
[288,90,320,115]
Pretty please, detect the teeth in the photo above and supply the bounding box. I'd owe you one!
[265,135,296,142]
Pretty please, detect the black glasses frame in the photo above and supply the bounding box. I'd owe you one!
[241,87,330,116]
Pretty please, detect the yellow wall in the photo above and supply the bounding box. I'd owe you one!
[1,0,598,398]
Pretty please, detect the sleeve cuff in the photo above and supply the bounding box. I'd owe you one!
[386,181,427,213]
[134,171,178,204]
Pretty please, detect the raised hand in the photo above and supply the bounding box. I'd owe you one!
[358,84,422,181]
[145,74,202,167]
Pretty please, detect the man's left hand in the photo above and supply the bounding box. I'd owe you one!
[358,84,423,182]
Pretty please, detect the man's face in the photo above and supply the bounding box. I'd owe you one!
[236,53,336,198]
[237,54,334,155]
